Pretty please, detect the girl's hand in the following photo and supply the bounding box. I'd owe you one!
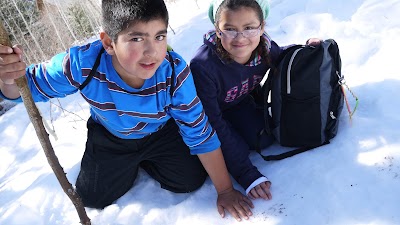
[248,181,272,200]
[306,38,323,46]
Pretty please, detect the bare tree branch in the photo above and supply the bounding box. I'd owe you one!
[0,19,91,225]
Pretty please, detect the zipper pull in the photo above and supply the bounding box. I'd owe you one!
[337,70,344,85]
[330,111,337,119]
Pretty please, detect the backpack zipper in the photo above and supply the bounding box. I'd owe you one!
[287,48,302,94]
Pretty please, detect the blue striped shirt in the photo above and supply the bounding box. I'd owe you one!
[1,40,220,154]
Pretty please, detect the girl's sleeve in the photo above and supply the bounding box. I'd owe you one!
[270,40,286,66]
[190,61,263,189]
[190,61,252,156]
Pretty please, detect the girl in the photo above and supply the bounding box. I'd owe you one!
[190,0,320,202]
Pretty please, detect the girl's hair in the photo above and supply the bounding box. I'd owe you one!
[102,0,169,42]
[215,0,270,65]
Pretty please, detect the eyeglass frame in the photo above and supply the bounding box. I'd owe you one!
[216,24,263,39]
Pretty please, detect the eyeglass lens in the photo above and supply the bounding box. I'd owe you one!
[221,28,260,39]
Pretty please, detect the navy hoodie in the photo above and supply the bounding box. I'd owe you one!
[190,30,283,190]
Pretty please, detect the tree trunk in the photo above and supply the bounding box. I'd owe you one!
[36,0,45,12]
[0,19,91,225]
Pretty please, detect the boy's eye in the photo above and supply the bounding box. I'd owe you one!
[131,37,144,42]
[156,35,166,41]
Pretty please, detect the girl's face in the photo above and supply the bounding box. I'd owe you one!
[216,6,264,64]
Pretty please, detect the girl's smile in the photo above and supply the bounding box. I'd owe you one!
[216,6,264,64]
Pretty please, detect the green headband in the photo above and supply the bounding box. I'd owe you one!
[208,0,270,24]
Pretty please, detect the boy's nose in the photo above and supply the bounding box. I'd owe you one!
[144,41,157,57]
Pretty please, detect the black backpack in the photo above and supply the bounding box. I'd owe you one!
[258,39,345,161]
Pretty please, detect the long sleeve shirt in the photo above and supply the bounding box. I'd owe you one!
[1,39,220,155]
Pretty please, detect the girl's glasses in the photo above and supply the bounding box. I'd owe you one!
[218,25,262,39]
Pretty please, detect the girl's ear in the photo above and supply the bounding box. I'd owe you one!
[100,31,115,55]
[215,23,222,38]
[260,21,266,36]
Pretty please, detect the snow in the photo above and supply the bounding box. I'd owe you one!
[1,0,400,224]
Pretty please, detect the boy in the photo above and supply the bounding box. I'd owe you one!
[0,0,253,222]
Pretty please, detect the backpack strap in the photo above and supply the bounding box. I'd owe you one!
[254,46,294,155]
[256,141,329,161]
[262,44,304,136]
[167,51,175,97]
[326,39,341,76]
[261,69,273,136]
[79,47,105,91]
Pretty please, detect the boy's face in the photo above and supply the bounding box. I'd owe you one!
[105,19,168,88]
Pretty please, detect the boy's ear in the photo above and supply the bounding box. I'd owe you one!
[100,31,115,55]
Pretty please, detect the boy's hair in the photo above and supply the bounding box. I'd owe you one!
[102,0,169,42]
[214,0,270,65]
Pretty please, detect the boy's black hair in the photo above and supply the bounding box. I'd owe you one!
[214,0,270,65]
[102,0,169,42]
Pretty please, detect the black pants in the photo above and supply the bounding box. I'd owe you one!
[75,118,207,209]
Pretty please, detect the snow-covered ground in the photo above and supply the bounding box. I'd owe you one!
[1,0,400,224]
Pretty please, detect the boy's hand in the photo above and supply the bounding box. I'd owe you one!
[306,38,323,46]
[0,45,26,84]
[217,187,254,222]
[248,181,272,200]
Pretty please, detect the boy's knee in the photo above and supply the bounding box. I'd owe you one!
[185,175,207,192]
[186,174,207,192]
[76,188,110,209]
[75,179,119,209]
[164,170,207,193]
